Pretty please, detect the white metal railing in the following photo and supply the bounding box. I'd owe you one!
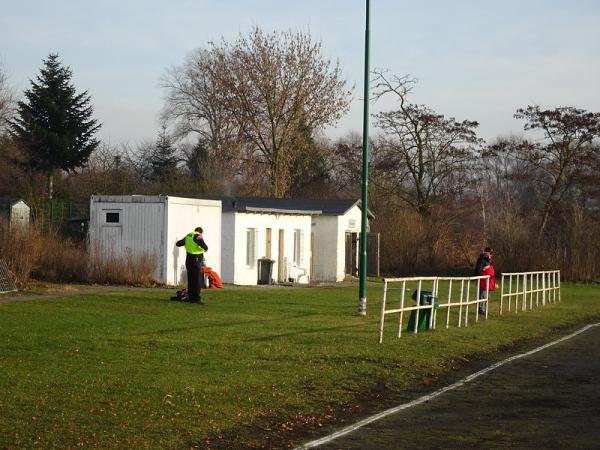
[500,270,560,314]
[379,276,491,343]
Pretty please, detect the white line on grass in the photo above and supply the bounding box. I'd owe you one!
[295,323,600,450]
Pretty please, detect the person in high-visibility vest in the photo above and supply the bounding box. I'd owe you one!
[176,226,208,304]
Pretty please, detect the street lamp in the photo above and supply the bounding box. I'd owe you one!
[358,0,370,315]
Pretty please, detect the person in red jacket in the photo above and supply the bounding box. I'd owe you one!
[478,252,496,315]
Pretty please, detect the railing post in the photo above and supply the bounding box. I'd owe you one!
[378,279,388,343]
[465,279,471,327]
[535,273,539,308]
[446,279,452,328]
[458,279,464,328]
[514,274,519,313]
[500,274,504,315]
[522,274,527,312]
[475,278,480,323]
[430,278,437,330]
[414,280,422,334]
[485,276,490,320]
[397,280,406,338]
[542,272,546,306]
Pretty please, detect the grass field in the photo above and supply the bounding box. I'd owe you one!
[1,282,599,449]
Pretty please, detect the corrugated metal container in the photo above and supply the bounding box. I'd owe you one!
[89,195,221,285]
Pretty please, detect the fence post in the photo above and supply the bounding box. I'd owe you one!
[500,274,504,315]
[465,280,471,327]
[446,279,452,328]
[430,278,438,330]
[485,276,490,320]
[378,279,388,343]
[542,272,546,306]
[458,279,464,328]
[522,274,527,312]
[397,280,406,338]
[475,278,480,323]
[414,280,422,334]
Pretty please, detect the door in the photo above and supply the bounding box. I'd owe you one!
[367,232,380,277]
[345,232,358,276]
[278,229,285,282]
[265,228,272,259]
[310,231,314,281]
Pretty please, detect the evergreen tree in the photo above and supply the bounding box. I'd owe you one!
[149,126,179,183]
[186,138,209,180]
[10,53,101,198]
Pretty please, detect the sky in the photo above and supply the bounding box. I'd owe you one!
[2,0,599,145]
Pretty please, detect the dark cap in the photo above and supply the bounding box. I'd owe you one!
[484,247,493,253]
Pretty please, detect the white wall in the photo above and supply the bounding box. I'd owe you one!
[311,204,364,282]
[89,195,222,286]
[220,213,236,284]
[222,212,312,285]
[89,196,165,280]
[336,205,364,282]
[311,215,339,282]
[165,197,222,286]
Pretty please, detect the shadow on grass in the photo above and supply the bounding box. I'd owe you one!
[247,322,370,341]
[129,312,321,335]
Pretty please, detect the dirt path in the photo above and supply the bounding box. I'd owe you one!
[0,286,172,304]
[302,324,600,449]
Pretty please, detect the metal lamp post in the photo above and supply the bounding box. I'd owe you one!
[358,0,370,315]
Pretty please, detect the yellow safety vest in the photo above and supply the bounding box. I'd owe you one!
[184,232,204,255]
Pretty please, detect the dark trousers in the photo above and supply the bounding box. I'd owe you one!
[185,254,204,302]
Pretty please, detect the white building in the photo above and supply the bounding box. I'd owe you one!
[88,195,221,286]
[308,199,374,282]
[219,198,375,285]
[220,198,317,285]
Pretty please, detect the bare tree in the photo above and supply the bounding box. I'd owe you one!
[373,71,482,216]
[163,27,352,197]
[512,106,600,237]
[0,62,15,132]
[161,49,243,177]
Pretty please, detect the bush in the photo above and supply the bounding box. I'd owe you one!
[32,229,89,282]
[0,219,158,287]
[0,218,40,286]
[88,244,158,285]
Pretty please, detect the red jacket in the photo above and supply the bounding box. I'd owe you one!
[479,265,496,291]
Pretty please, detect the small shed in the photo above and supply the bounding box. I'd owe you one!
[304,198,376,282]
[220,197,319,285]
[219,197,377,285]
[0,197,30,228]
[88,195,222,286]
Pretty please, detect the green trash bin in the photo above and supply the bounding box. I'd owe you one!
[406,290,440,331]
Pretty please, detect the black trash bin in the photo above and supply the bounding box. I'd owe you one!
[406,290,440,331]
[257,258,275,285]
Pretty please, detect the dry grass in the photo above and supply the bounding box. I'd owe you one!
[88,245,158,285]
[0,219,39,286]
[0,218,157,287]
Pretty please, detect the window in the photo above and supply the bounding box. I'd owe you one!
[246,228,258,267]
[105,211,120,224]
[293,229,304,266]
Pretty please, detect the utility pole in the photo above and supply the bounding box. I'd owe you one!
[358,0,370,316]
